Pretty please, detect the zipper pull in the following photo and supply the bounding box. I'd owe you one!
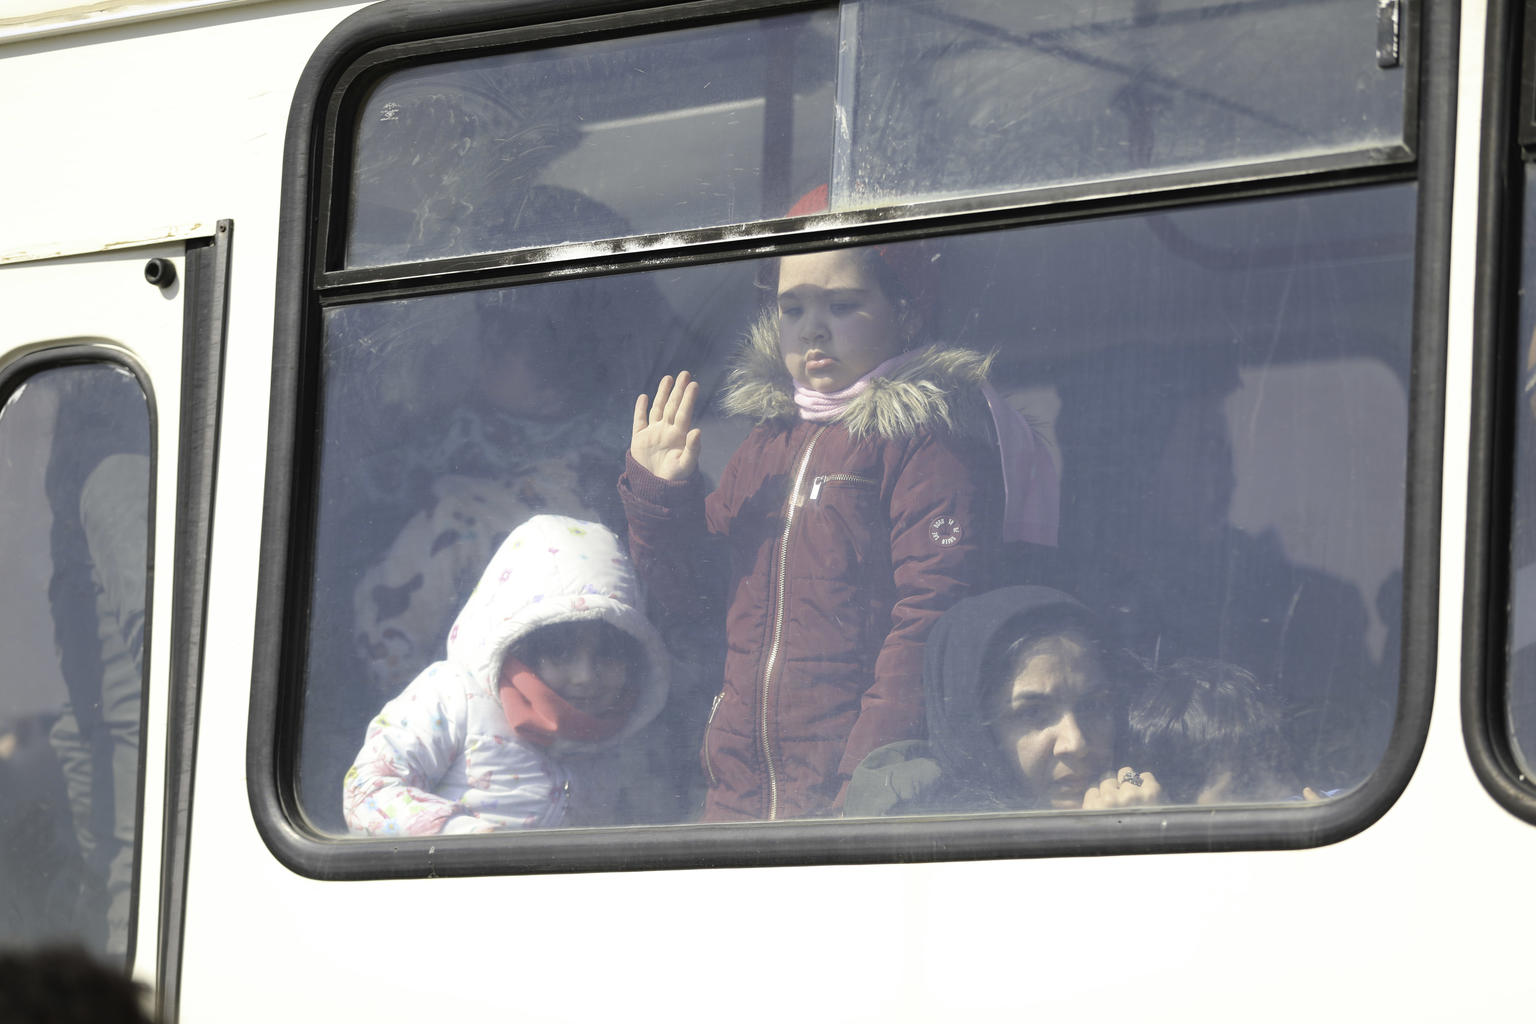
[808,475,827,501]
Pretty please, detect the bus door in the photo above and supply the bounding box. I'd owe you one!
[0,225,229,1008]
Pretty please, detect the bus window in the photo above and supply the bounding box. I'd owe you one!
[1504,161,1536,778]
[1469,0,1536,819]
[345,8,838,267]
[340,0,1407,271]
[842,0,1408,205]
[298,182,1411,833]
[261,0,1434,870]
[0,361,152,959]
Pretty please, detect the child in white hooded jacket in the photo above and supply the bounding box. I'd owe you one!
[343,514,669,834]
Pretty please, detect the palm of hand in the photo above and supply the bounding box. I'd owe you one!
[632,372,702,482]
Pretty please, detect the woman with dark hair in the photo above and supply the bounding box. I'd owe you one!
[845,586,1161,816]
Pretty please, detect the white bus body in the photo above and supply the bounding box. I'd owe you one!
[2,1,1532,1020]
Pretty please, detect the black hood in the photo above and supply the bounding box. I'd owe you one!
[923,585,1114,810]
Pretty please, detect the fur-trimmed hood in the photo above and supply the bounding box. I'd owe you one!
[718,312,998,442]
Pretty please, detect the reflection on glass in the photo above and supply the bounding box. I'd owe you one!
[345,0,1406,267]
[346,9,837,266]
[1505,166,1536,775]
[302,183,1413,834]
[843,0,1407,206]
[0,364,151,959]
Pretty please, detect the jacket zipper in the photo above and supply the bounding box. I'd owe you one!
[807,473,877,501]
[703,691,724,787]
[760,425,828,820]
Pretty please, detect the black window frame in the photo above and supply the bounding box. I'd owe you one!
[253,0,1457,880]
[1464,0,1536,823]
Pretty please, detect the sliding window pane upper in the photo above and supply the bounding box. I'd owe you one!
[345,9,838,267]
[344,0,1407,268]
[844,0,1408,207]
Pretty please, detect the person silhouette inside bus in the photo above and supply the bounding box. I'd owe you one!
[1127,656,1329,805]
[342,515,669,834]
[620,187,1058,821]
[843,586,1162,816]
[307,187,705,830]
[1053,344,1377,792]
[43,367,151,958]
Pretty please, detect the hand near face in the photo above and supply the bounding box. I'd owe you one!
[631,372,703,481]
[1081,766,1165,810]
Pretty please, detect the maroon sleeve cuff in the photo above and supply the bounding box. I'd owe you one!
[619,451,704,520]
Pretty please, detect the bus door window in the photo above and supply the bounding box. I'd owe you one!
[0,362,151,960]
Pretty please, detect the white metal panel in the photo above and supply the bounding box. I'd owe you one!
[4,1,1529,1021]
[0,0,277,43]
[0,242,187,989]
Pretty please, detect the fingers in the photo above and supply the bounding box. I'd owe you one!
[663,370,693,425]
[632,393,649,437]
[1131,769,1163,804]
[685,427,703,457]
[650,375,674,425]
[675,373,698,431]
[1082,767,1163,809]
[647,372,697,427]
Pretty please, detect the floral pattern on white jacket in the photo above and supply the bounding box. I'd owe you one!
[342,514,669,835]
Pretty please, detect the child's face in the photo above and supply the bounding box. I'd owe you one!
[528,622,631,716]
[988,634,1115,810]
[777,249,903,394]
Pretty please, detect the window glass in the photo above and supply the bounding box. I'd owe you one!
[0,363,152,959]
[1505,165,1536,775]
[344,0,1406,269]
[301,182,1411,834]
[842,0,1408,207]
[345,8,838,266]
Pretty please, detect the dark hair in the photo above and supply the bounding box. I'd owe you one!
[1128,657,1295,804]
[983,612,1097,703]
[0,946,154,1024]
[509,619,642,680]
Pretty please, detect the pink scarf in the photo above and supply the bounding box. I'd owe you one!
[793,350,923,421]
[792,351,1059,546]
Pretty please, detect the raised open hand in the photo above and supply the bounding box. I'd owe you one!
[632,371,703,481]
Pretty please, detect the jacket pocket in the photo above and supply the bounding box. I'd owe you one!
[806,473,878,501]
[804,472,884,576]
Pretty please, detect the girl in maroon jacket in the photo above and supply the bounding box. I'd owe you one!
[621,211,1056,821]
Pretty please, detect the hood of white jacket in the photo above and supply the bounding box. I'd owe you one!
[717,311,997,442]
[444,514,668,751]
